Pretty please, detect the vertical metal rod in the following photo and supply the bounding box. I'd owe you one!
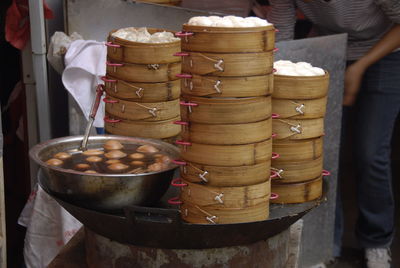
[28,0,52,141]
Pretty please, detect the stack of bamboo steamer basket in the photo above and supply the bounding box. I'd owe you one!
[170,21,277,224]
[102,28,182,142]
[271,67,330,204]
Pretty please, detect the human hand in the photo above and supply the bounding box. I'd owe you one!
[343,62,366,106]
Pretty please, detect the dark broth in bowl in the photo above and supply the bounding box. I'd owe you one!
[45,141,173,174]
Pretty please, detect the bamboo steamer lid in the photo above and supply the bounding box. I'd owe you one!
[271,176,322,204]
[272,118,324,140]
[179,160,271,187]
[180,199,269,224]
[179,179,271,208]
[272,137,323,162]
[181,51,273,77]
[106,60,181,83]
[103,75,180,102]
[272,72,329,99]
[272,96,327,119]
[180,118,271,145]
[107,28,181,64]
[180,95,271,124]
[271,156,323,183]
[105,95,180,121]
[178,139,272,166]
[181,74,273,97]
[180,24,275,53]
[104,114,181,139]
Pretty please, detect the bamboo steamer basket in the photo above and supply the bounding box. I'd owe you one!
[180,199,269,224]
[271,156,323,183]
[107,28,181,64]
[178,160,271,187]
[271,176,322,204]
[103,75,180,102]
[272,72,329,99]
[180,24,275,53]
[106,60,181,83]
[181,74,273,97]
[178,139,272,166]
[178,179,270,208]
[104,114,181,139]
[179,118,271,145]
[272,96,327,119]
[136,0,181,5]
[104,95,179,121]
[180,95,271,124]
[272,137,323,162]
[272,118,324,140]
[181,51,273,76]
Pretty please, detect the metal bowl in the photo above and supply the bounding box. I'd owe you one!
[29,135,179,213]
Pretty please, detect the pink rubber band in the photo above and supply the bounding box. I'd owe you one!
[174,52,190,57]
[103,98,119,104]
[176,73,193,78]
[101,76,117,83]
[272,152,280,159]
[171,178,188,187]
[173,121,189,126]
[168,196,183,205]
[106,61,124,67]
[175,31,194,37]
[322,170,331,176]
[175,140,192,146]
[270,193,279,200]
[270,170,279,179]
[172,160,187,166]
[105,42,121,48]
[179,101,198,107]
[272,113,280,119]
[104,116,121,123]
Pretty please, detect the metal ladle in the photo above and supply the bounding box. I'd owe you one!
[79,85,105,151]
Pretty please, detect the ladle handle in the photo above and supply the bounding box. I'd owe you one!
[90,85,105,119]
[80,85,104,151]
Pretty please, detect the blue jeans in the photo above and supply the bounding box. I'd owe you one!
[352,51,400,248]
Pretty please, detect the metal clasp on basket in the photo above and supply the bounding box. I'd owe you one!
[290,124,302,134]
[295,103,305,115]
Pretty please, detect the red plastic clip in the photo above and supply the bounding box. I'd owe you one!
[101,76,117,83]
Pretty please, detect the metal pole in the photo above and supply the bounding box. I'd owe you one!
[28,0,52,141]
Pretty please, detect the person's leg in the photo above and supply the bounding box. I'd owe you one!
[353,51,400,249]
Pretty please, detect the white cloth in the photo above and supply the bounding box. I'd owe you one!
[62,39,107,128]
[18,184,82,268]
